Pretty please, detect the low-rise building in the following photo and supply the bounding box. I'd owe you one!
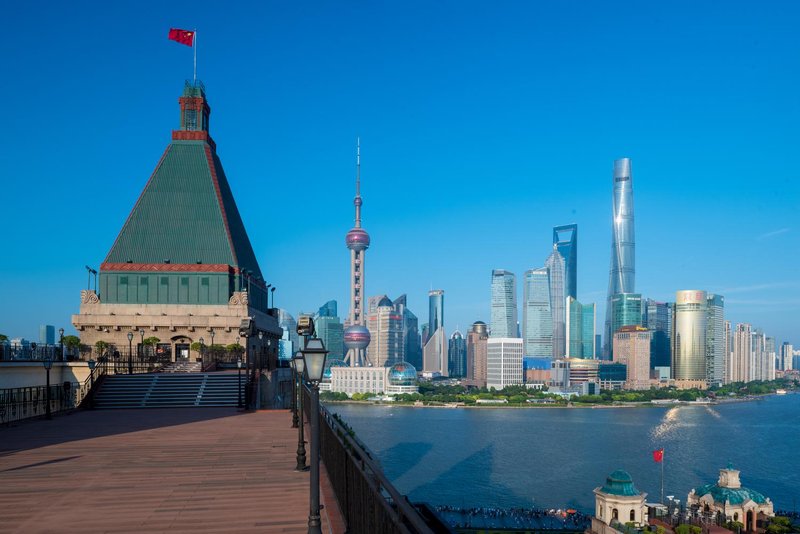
[590,470,648,534]
[329,361,418,397]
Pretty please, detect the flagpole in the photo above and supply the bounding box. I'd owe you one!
[661,448,665,505]
[193,29,197,84]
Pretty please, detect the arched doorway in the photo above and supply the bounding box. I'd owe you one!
[612,509,619,521]
[746,510,754,532]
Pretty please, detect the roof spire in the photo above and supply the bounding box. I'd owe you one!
[354,137,362,228]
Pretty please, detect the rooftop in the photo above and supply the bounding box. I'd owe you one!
[0,408,342,532]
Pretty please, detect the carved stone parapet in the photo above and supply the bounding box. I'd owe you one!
[81,290,100,304]
[229,291,249,306]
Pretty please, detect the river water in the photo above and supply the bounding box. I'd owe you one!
[328,394,800,513]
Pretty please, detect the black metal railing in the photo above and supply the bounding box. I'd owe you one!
[0,384,77,424]
[304,386,437,534]
[1,343,68,361]
[102,350,172,374]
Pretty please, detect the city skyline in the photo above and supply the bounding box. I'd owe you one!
[1,2,799,346]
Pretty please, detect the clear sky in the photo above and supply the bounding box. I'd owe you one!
[1,1,798,346]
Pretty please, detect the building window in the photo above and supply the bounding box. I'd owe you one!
[181,277,189,286]
[161,277,169,285]
[140,277,148,285]
[201,277,209,286]
[630,510,635,522]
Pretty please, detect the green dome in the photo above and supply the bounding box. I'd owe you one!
[694,484,768,505]
[600,470,641,497]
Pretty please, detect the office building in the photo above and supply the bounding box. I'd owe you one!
[724,320,733,383]
[781,342,794,371]
[604,158,636,357]
[566,297,595,358]
[487,338,523,390]
[39,325,55,345]
[490,270,517,338]
[423,327,448,377]
[705,294,725,386]
[318,300,337,318]
[545,246,566,359]
[522,268,552,358]
[366,295,404,367]
[613,325,652,390]
[315,315,344,361]
[467,321,489,387]
[610,293,643,358]
[330,363,419,397]
[343,140,371,367]
[394,295,422,370]
[448,330,467,378]
[553,224,578,299]
[730,323,751,383]
[643,299,672,369]
[672,290,708,381]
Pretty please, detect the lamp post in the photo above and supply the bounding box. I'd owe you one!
[139,329,145,361]
[237,358,243,408]
[271,286,276,309]
[127,332,134,374]
[87,358,96,409]
[43,356,53,419]
[58,327,64,361]
[301,338,329,534]
[199,337,205,365]
[293,353,307,471]
[290,356,299,427]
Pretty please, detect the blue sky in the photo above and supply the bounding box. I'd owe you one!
[0,1,798,345]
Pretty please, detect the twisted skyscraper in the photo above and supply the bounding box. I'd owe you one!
[344,140,371,366]
[604,158,636,358]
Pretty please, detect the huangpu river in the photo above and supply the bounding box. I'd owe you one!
[328,394,800,513]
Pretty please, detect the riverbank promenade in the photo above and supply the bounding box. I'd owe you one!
[0,408,344,533]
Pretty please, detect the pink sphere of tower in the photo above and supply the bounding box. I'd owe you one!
[345,227,370,251]
[343,324,371,350]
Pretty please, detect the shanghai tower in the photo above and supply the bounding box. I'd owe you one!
[604,157,635,357]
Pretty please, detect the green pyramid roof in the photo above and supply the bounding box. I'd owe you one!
[102,86,262,280]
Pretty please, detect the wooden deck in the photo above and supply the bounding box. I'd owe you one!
[0,408,344,533]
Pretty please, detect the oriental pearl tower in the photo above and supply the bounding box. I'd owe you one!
[343,140,371,367]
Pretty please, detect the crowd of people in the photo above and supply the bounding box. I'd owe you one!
[434,505,591,531]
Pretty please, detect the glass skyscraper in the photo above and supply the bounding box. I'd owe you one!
[394,294,422,370]
[448,330,467,378]
[610,293,642,345]
[643,299,672,369]
[672,290,708,380]
[316,315,345,361]
[522,268,552,358]
[545,246,566,359]
[553,224,577,300]
[604,158,636,357]
[566,297,595,358]
[318,300,337,318]
[428,289,444,335]
[490,269,517,338]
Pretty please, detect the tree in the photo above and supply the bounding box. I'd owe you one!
[63,335,81,350]
[95,340,109,354]
[0,334,8,343]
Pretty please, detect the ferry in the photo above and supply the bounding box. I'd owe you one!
[776,389,787,395]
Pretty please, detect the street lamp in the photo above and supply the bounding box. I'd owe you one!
[87,358,96,409]
[237,358,243,408]
[293,353,307,471]
[301,337,328,534]
[199,337,205,363]
[58,327,64,361]
[127,332,134,374]
[271,286,276,309]
[139,329,145,361]
[43,356,53,419]
[290,355,299,428]
[258,331,264,371]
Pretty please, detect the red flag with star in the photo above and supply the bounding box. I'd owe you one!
[168,28,194,47]
[653,448,664,463]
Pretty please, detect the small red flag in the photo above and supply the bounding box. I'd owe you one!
[653,448,664,463]
[168,28,195,47]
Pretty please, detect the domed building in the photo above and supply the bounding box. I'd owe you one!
[590,470,647,534]
[385,362,419,395]
[320,358,348,391]
[687,464,773,532]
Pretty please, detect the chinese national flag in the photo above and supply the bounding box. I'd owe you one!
[168,28,194,47]
[653,449,664,463]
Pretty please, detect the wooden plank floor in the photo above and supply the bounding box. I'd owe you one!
[0,408,340,533]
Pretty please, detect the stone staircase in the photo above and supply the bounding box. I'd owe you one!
[93,373,242,409]
[160,360,203,373]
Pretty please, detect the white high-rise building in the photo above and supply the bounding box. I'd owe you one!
[731,323,752,383]
[672,290,708,381]
[487,338,523,390]
[545,246,566,359]
[490,270,517,338]
[366,295,404,367]
[724,320,733,383]
[705,294,725,387]
[522,268,552,358]
[781,342,794,371]
[423,327,448,377]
